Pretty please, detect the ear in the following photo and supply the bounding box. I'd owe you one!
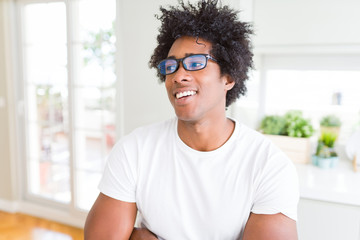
[222,74,235,91]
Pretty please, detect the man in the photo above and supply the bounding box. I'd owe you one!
[84,1,299,239]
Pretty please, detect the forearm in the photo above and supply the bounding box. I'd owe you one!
[84,210,134,240]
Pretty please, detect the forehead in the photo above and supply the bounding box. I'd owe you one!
[167,36,212,58]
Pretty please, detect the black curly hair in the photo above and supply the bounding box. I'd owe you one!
[149,0,254,107]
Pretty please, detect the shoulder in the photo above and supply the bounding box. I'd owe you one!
[236,122,269,143]
[236,121,299,221]
[231,119,295,173]
[232,120,277,155]
[112,118,176,152]
[132,118,175,137]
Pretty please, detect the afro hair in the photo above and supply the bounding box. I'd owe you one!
[149,0,254,107]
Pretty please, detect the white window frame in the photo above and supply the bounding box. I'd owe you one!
[14,0,123,225]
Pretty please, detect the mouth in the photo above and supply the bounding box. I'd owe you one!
[175,90,197,99]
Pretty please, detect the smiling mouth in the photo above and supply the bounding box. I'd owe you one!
[175,90,197,99]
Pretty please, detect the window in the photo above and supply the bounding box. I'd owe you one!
[234,54,360,145]
[264,69,360,143]
[18,0,117,212]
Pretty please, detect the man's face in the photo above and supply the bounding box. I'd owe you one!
[165,36,234,123]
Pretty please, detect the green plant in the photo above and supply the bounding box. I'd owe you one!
[320,115,341,127]
[284,110,314,138]
[316,142,331,158]
[259,110,314,138]
[315,132,338,158]
[260,115,286,135]
[319,131,337,148]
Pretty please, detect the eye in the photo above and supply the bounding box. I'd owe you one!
[158,59,177,74]
[184,55,207,70]
[166,64,177,73]
[166,65,176,71]
[188,62,204,69]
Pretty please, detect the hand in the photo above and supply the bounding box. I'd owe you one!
[130,227,158,240]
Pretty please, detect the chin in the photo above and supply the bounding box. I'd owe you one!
[175,111,203,123]
[175,111,195,121]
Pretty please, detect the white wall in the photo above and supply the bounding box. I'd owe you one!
[0,1,13,201]
[118,0,170,135]
[298,199,360,240]
[253,0,360,47]
[0,0,17,202]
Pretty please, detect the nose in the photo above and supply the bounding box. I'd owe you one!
[168,62,191,83]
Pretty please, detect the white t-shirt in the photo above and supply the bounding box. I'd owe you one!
[99,118,299,240]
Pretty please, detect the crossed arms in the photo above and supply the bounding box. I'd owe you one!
[84,193,157,240]
[84,193,298,240]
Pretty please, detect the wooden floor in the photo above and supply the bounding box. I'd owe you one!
[0,211,84,240]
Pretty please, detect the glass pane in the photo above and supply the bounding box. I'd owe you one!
[74,86,116,130]
[23,0,117,211]
[76,171,102,210]
[24,3,67,86]
[78,0,115,36]
[77,0,116,88]
[28,125,70,203]
[75,130,110,171]
[105,125,116,148]
[28,84,69,125]
[102,87,116,113]
[29,160,71,203]
[26,46,67,85]
[24,2,70,204]
[24,3,67,44]
[28,123,41,160]
[74,87,102,130]
[73,0,116,211]
[27,84,38,123]
[79,43,116,88]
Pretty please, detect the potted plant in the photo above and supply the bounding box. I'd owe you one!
[259,115,287,135]
[320,115,341,137]
[284,110,314,138]
[312,131,339,169]
[260,110,314,137]
[259,110,315,164]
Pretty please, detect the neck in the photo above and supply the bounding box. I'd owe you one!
[177,116,235,151]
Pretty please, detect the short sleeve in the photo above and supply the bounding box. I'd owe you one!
[251,150,299,221]
[98,139,138,203]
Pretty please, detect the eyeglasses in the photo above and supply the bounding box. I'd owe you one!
[157,54,218,76]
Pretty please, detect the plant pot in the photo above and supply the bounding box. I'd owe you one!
[312,155,339,169]
[320,126,340,137]
[265,134,314,164]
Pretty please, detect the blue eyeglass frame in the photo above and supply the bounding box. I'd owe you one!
[157,54,218,76]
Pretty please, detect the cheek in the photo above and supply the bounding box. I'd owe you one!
[165,80,172,96]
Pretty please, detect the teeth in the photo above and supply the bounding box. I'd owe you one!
[176,91,196,99]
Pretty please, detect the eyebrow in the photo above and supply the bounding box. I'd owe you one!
[166,53,204,59]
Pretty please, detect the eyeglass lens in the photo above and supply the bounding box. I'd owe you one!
[158,54,208,75]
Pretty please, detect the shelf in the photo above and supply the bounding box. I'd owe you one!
[296,159,360,206]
